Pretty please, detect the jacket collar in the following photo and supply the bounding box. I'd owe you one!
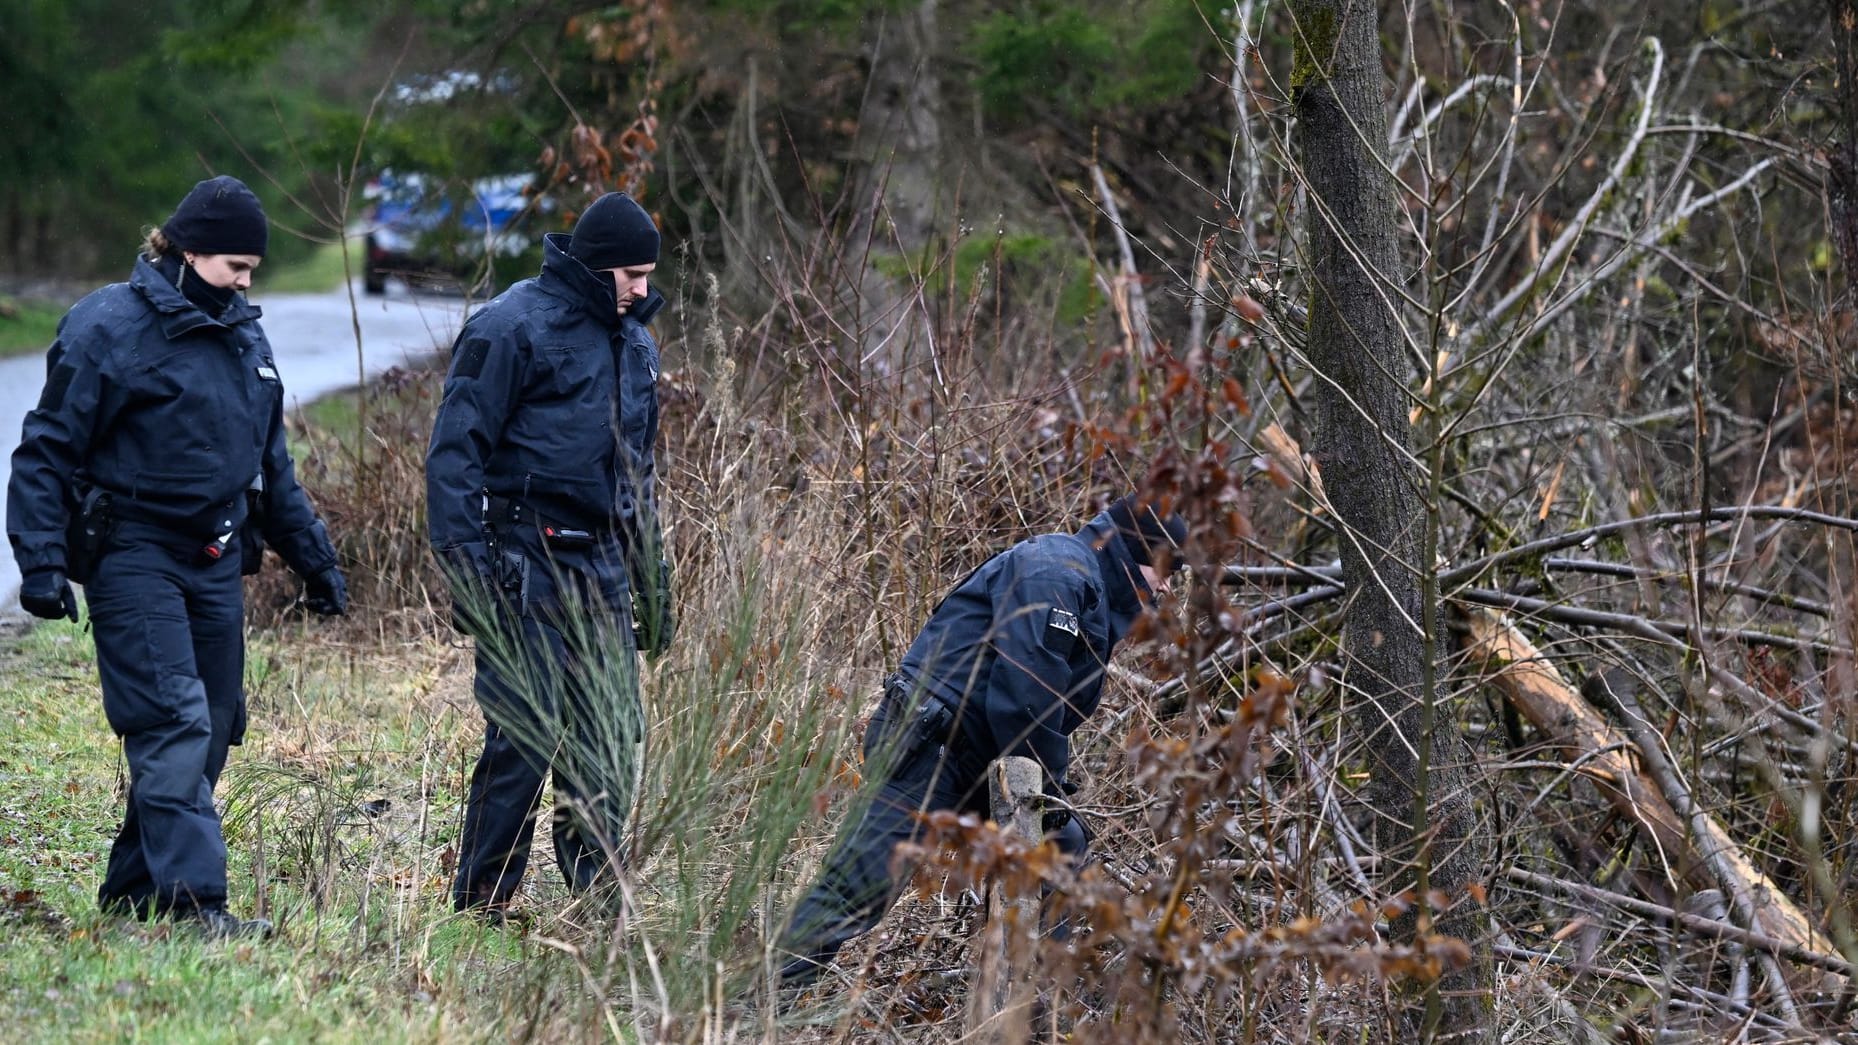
[628,285,666,326]
[129,254,262,340]
[537,232,664,329]
[1078,511,1150,644]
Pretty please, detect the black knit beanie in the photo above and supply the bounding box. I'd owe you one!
[1105,494,1188,569]
[568,192,659,270]
[162,175,268,257]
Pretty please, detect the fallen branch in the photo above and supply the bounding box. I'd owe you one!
[1455,37,1664,347]
[1505,867,1853,979]
[1462,608,1843,987]
[1590,670,1806,1019]
[1455,587,1850,657]
[1253,422,1331,514]
[1237,424,1858,608]
[1492,942,1792,1034]
[1223,563,1344,587]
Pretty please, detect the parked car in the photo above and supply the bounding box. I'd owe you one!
[361,172,541,295]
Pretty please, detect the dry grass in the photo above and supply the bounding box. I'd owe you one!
[204,248,1477,1043]
[70,174,1848,1042]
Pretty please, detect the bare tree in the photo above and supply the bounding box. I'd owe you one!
[1289,0,1490,1036]
[1828,0,1858,299]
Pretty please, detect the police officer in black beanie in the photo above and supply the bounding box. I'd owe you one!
[7,174,348,940]
[776,493,1186,992]
[428,191,675,917]
[566,191,660,271]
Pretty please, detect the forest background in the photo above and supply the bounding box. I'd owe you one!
[5,0,1858,1042]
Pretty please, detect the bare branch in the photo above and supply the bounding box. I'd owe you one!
[1505,867,1853,978]
[1456,37,1665,347]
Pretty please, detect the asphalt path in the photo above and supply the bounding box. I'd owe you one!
[0,280,469,612]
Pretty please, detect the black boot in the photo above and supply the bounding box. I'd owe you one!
[186,906,275,941]
[774,954,831,1013]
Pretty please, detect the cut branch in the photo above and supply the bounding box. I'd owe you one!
[1462,610,1843,986]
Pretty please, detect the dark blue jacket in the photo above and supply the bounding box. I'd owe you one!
[426,233,665,592]
[897,510,1151,788]
[8,255,336,578]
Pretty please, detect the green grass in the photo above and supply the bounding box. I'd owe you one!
[0,618,550,1044]
[282,382,408,475]
[0,299,65,359]
[258,238,362,296]
[0,514,877,1042]
[298,387,363,434]
[284,386,363,463]
[0,617,119,890]
[0,921,459,1045]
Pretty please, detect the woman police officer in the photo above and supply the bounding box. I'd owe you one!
[6,175,347,939]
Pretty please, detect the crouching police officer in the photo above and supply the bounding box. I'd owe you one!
[776,493,1186,988]
[427,191,675,917]
[6,175,347,940]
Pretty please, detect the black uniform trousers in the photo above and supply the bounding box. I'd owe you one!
[84,521,246,916]
[777,687,1087,987]
[453,590,641,911]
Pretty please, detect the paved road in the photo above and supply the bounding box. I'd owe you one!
[0,280,469,610]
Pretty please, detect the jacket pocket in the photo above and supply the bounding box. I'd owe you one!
[97,611,209,737]
[524,469,612,526]
[618,339,657,445]
[531,345,597,400]
[129,466,226,502]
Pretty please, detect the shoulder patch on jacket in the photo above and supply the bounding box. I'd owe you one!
[41,364,75,412]
[452,338,490,381]
[1045,607,1081,654]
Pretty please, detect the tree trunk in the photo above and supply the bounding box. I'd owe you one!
[1827,0,1858,300]
[841,1,948,373]
[1289,0,1490,1037]
[853,0,944,252]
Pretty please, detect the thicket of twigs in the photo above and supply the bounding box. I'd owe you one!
[236,5,1858,1042]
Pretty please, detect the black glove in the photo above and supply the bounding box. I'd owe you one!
[302,566,348,617]
[1038,775,1082,834]
[632,558,676,657]
[19,568,79,622]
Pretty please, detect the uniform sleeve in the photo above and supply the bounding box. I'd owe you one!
[6,316,108,575]
[425,324,524,575]
[256,369,338,578]
[623,373,665,587]
[980,560,1091,791]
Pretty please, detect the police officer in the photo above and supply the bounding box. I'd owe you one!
[427,191,675,916]
[7,175,347,940]
[776,493,1186,988]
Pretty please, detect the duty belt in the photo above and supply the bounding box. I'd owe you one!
[98,495,245,566]
[484,494,612,550]
[885,672,965,746]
